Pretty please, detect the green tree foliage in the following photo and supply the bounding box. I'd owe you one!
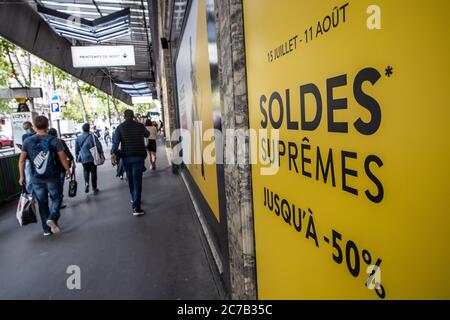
[0,50,11,113]
[0,38,22,88]
[133,101,157,117]
[0,37,37,112]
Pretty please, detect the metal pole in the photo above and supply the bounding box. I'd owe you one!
[51,65,61,138]
[108,78,113,128]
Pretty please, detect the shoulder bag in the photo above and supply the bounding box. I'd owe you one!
[90,133,105,166]
[68,167,77,197]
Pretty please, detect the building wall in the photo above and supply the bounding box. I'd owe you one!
[214,0,256,300]
[157,0,178,147]
[157,0,450,300]
[156,0,258,299]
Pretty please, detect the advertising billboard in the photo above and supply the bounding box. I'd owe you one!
[244,0,450,299]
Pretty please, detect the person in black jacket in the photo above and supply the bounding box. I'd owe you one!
[111,110,149,216]
[49,128,75,209]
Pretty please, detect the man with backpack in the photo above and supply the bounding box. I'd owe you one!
[18,116,71,236]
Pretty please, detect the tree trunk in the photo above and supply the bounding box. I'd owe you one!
[13,51,27,85]
[5,47,24,87]
[111,98,121,122]
[76,81,88,123]
[27,53,34,111]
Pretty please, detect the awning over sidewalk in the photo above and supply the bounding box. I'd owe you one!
[0,0,157,104]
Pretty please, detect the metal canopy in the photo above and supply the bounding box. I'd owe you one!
[37,5,132,43]
[0,0,156,104]
[170,0,188,49]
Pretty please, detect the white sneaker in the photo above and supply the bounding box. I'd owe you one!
[133,209,145,216]
[43,232,52,236]
[46,220,61,234]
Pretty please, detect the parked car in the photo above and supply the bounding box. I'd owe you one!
[0,134,13,148]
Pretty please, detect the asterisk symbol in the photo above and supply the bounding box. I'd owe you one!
[385,66,393,77]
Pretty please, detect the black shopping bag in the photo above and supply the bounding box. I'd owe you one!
[16,189,37,226]
[68,167,77,197]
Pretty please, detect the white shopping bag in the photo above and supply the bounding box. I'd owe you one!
[16,191,37,226]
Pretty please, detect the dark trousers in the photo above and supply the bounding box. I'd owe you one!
[82,162,97,189]
[59,171,66,202]
[116,157,125,178]
[123,157,145,210]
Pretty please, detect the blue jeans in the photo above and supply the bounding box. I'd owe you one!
[32,180,62,233]
[123,156,145,210]
[25,160,33,194]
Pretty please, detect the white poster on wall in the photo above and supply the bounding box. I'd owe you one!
[175,0,199,165]
[11,112,34,152]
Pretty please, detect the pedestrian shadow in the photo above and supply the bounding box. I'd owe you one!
[57,221,88,234]
[143,165,172,179]
[63,194,98,210]
[0,223,22,240]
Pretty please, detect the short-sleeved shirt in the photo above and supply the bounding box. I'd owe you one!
[22,132,34,143]
[22,134,64,183]
[146,126,158,140]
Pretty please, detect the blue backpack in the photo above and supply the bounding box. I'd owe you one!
[29,135,58,179]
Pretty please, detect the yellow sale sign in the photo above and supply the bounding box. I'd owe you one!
[243,0,450,299]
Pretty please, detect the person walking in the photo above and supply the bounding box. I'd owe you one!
[145,119,158,170]
[18,116,71,236]
[22,121,35,142]
[159,120,164,136]
[94,126,101,139]
[111,110,149,216]
[48,128,75,208]
[75,123,104,194]
[104,127,110,146]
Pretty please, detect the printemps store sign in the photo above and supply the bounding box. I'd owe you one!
[243,0,450,299]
